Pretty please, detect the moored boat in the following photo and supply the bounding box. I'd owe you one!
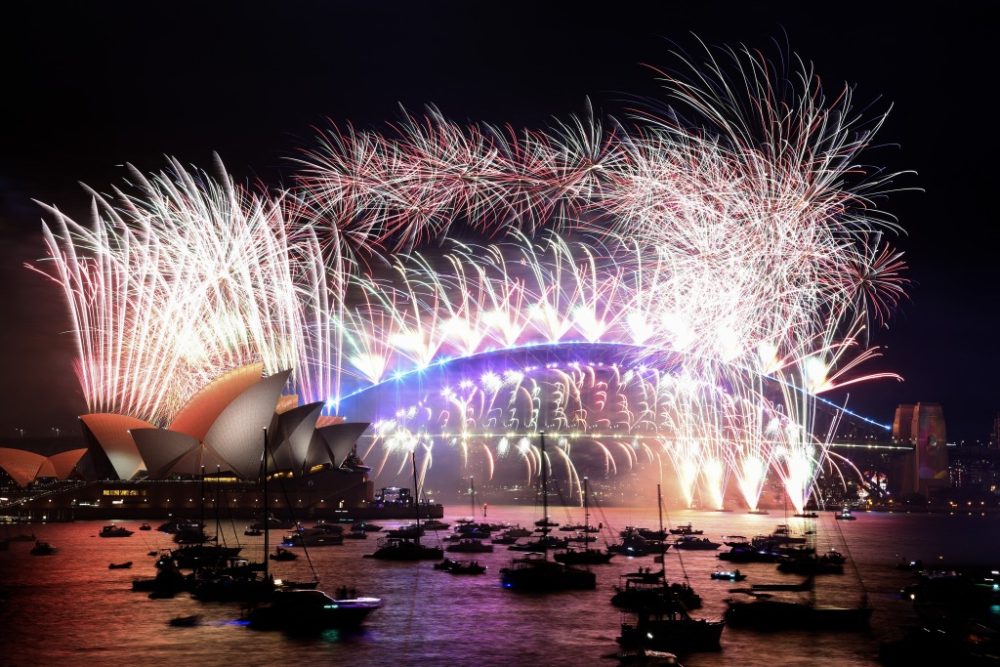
[99,524,134,538]
[247,589,383,631]
[617,602,724,654]
[672,536,720,551]
[724,596,872,630]
[29,541,57,556]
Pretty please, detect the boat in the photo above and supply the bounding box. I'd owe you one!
[269,547,298,561]
[368,452,443,561]
[30,541,57,556]
[132,558,194,596]
[836,508,857,521]
[247,589,383,631]
[722,536,749,547]
[672,536,720,551]
[446,560,487,575]
[99,524,134,538]
[173,525,210,544]
[351,521,383,532]
[710,569,745,582]
[501,552,596,591]
[434,558,461,571]
[109,561,133,569]
[767,524,808,544]
[192,429,288,603]
[616,485,724,655]
[446,538,494,553]
[751,576,814,592]
[385,524,425,539]
[668,524,703,536]
[717,540,783,563]
[157,519,202,534]
[554,478,613,565]
[139,523,152,531]
[612,486,706,617]
[508,534,570,551]
[795,512,819,518]
[421,519,449,531]
[502,525,532,538]
[281,527,344,547]
[776,554,845,575]
[724,597,871,630]
[727,514,870,631]
[554,546,613,565]
[168,615,202,627]
[607,647,684,665]
[244,527,263,537]
[617,604,724,654]
[611,571,702,611]
[167,543,243,569]
[607,531,661,557]
[499,432,596,592]
[344,530,367,540]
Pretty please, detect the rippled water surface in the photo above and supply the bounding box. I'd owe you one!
[2,507,994,667]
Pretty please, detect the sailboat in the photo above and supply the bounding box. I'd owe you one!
[369,452,443,560]
[499,432,596,592]
[554,477,612,565]
[724,514,871,631]
[615,484,724,654]
[193,431,276,602]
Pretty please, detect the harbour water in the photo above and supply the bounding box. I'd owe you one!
[1,508,995,667]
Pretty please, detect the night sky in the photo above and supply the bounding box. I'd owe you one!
[1,2,996,440]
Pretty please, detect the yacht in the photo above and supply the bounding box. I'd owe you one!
[554,546,613,565]
[446,538,493,553]
[672,536,720,550]
[617,601,724,654]
[724,596,871,630]
[30,541,57,556]
[247,589,383,631]
[499,433,596,593]
[99,524,134,538]
[500,552,596,591]
[368,452,443,561]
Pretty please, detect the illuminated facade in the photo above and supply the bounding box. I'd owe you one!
[894,402,949,498]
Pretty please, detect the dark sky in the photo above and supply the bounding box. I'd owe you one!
[1,1,996,440]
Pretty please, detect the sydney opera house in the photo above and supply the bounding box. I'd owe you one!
[0,364,411,520]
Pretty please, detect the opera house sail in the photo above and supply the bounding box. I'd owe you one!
[0,365,435,521]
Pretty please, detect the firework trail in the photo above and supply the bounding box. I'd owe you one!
[33,44,908,508]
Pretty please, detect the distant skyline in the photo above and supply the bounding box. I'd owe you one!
[1,2,997,439]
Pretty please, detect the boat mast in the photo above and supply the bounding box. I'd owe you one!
[199,465,206,541]
[583,476,589,532]
[470,476,475,521]
[262,427,269,582]
[411,451,421,544]
[657,483,665,567]
[540,431,548,557]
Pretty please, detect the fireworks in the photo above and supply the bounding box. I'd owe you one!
[32,45,908,511]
